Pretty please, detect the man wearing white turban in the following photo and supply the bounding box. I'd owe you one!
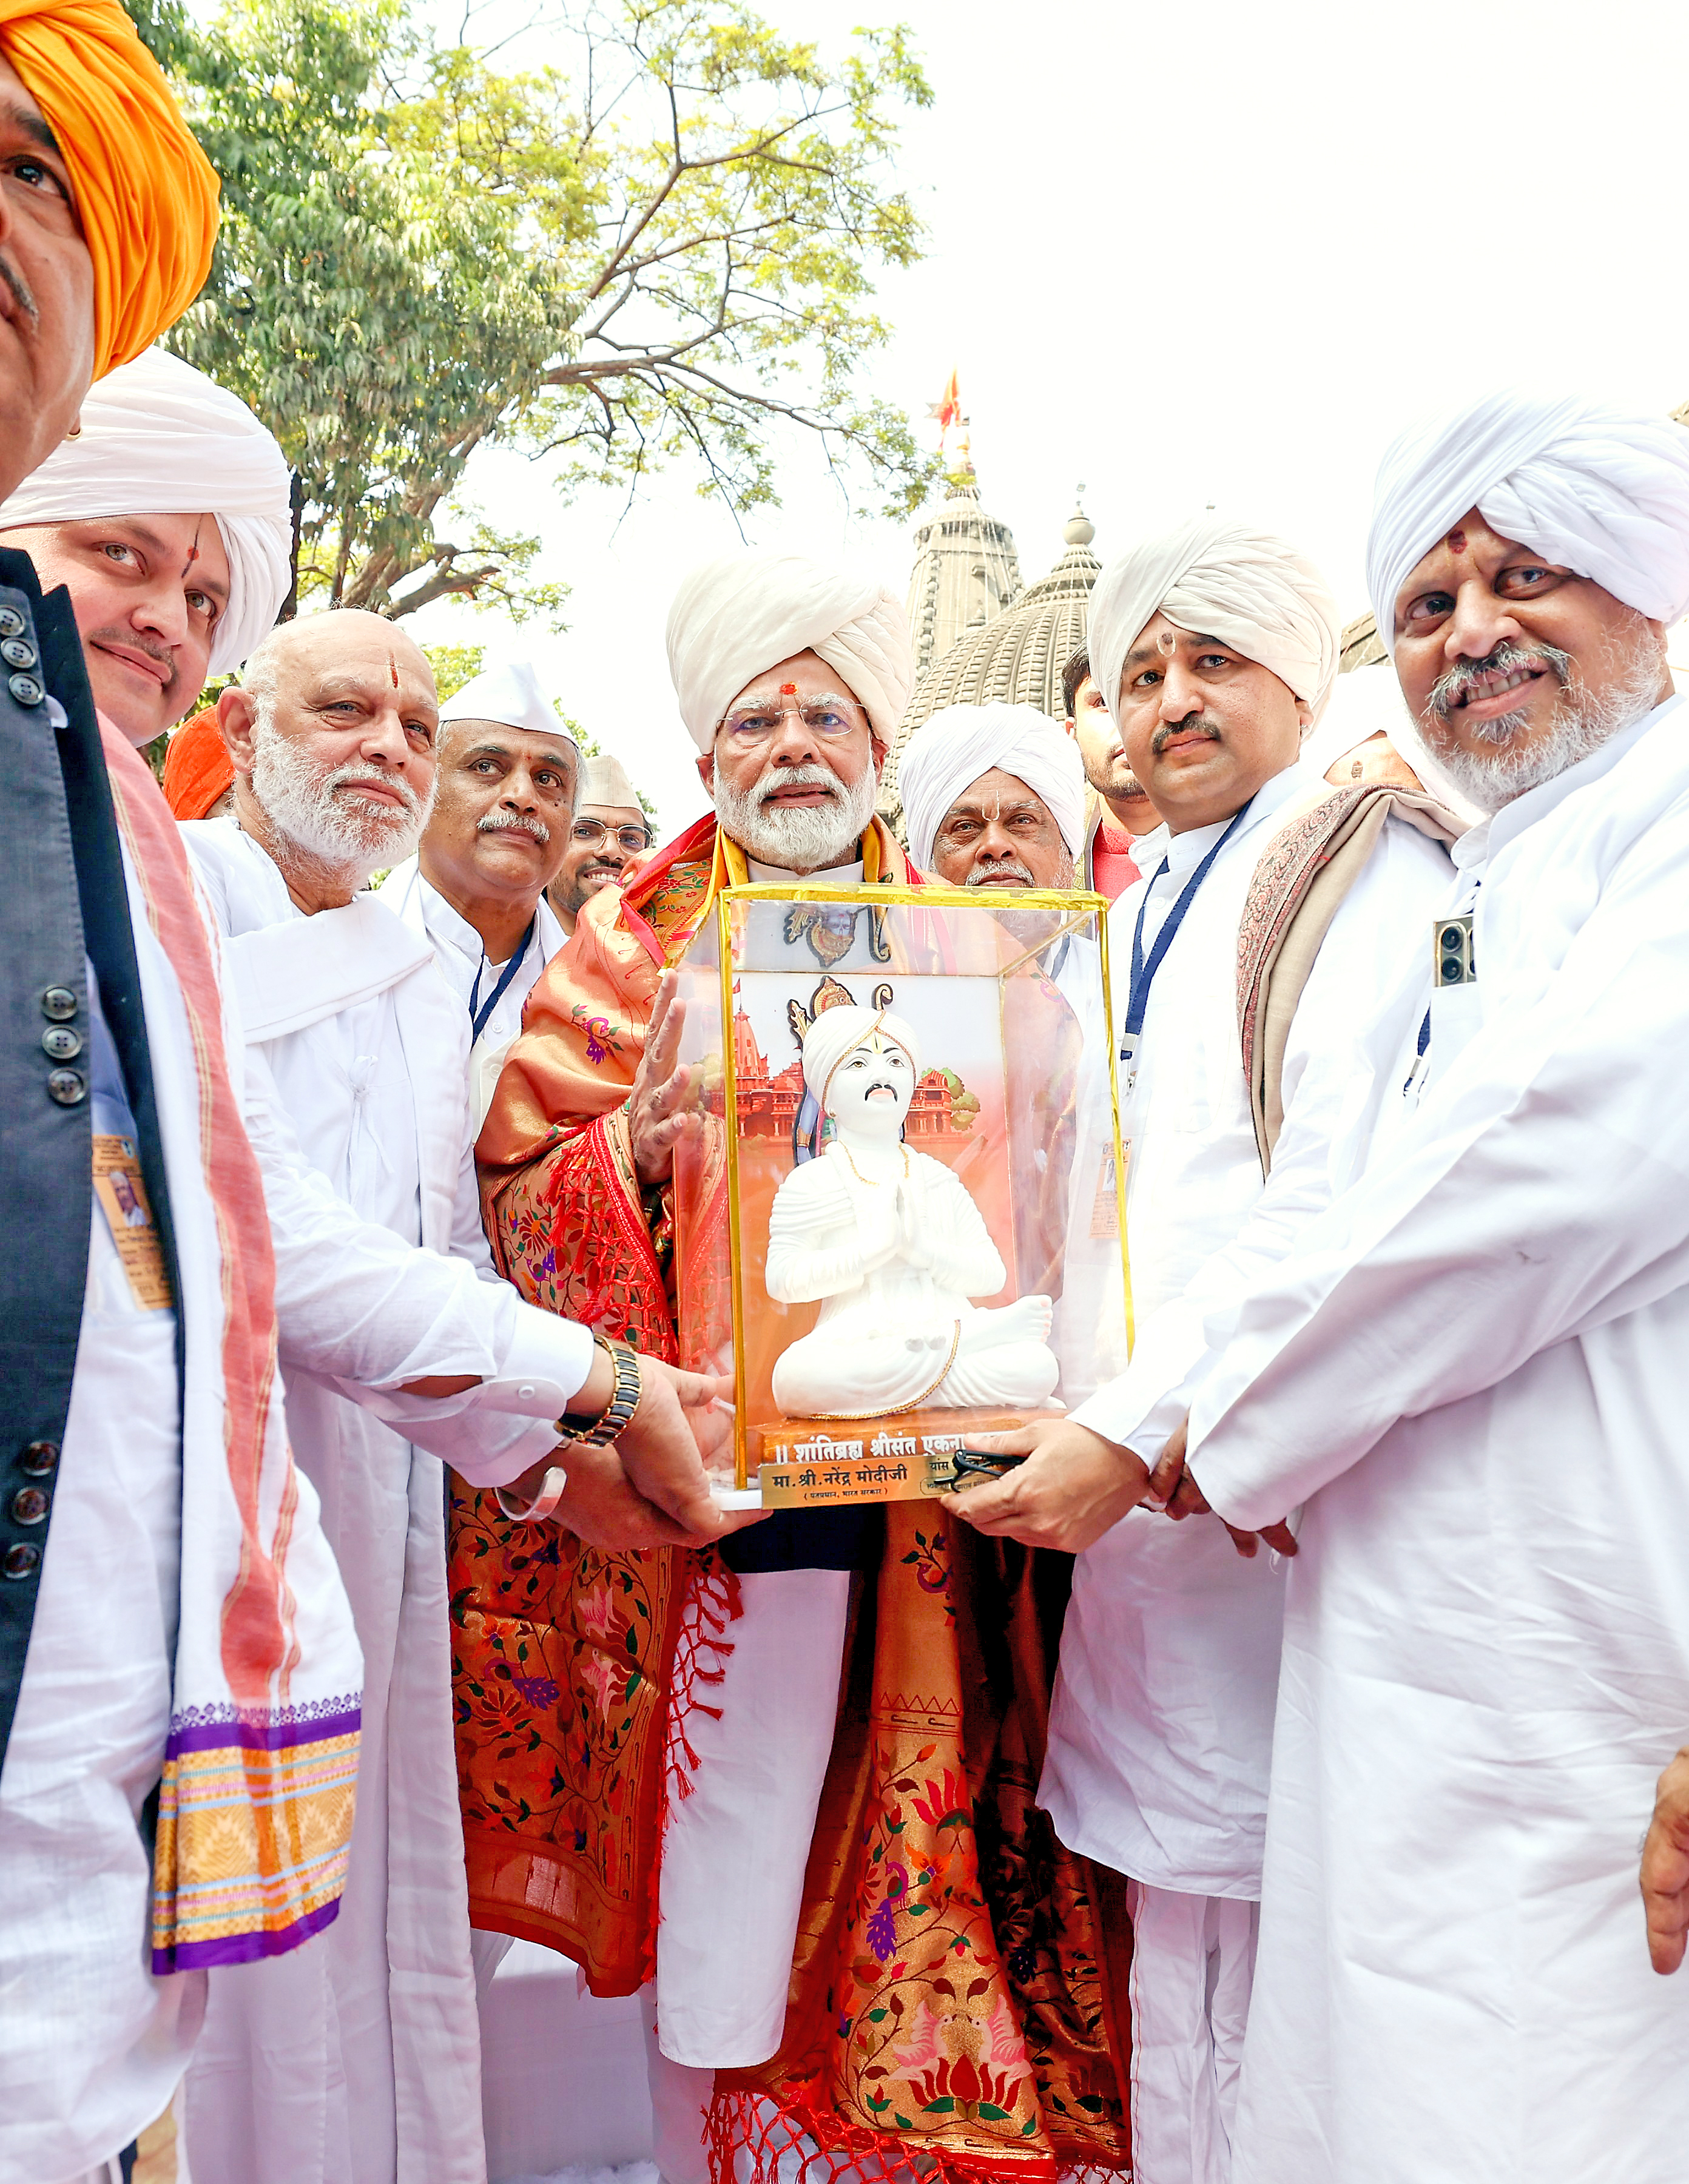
[1043,391,1689,2184]
[474,550,928,2182]
[898,699,1088,885]
[952,516,1455,2184]
[474,554,1135,2180]
[0,345,291,744]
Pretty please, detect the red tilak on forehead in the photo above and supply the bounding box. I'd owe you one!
[1447,527,1467,553]
[389,653,400,689]
[780,682,798,695]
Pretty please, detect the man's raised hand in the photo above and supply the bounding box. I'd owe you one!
[629,972,703,1187]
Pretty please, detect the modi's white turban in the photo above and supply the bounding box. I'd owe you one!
[440,657,576,755]
[1366,390,1689,652]
[0,346,291,676]
[899,702,1087,872]
[666,551,914,755]
[800,1002,923,1114]
[1088,516,1341,738]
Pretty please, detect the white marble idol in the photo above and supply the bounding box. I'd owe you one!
[765,1003,1059,1418]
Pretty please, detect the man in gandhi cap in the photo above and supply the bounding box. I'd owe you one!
[546,748,653,935]
[474,554,1134,2180]
[952,515,1455,2184]
[1054,393,1689,2184]
[377,658,577,1124]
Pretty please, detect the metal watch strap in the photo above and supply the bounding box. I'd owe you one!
[565,1338,642,1451]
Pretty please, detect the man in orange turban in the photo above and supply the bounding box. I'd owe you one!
[161,703,233,816]
[0,0,218,498]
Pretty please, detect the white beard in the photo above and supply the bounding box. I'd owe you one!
[249,699,435,879]
[1426,640,1665,815]
[713,760,878,871]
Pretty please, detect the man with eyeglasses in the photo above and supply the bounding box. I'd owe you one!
[545,750,652,937]
[377,658,577,1124]
[471,553,1133,2182]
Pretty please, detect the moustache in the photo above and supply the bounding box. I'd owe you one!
[326,762,425,817]
[478,810,551,846]
[87,626,177,691]
[1151,714,1220,755]
[754,761,844,808]
[0,252,39,330]
[964,854,1036,887]
[1426,641,1571,724]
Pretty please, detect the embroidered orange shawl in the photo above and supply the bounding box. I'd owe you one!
[460,814,1131,2178]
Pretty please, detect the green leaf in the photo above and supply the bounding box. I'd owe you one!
[920,2096,955,2115]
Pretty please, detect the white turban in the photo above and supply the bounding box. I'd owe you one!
[898,702,1087,872]
[1088,516,1341,738]
[0,346,291,676]
[1366,389,1689,652]
[440,658,576,753]
[666,551,914,755]
[800,1003,923,1113]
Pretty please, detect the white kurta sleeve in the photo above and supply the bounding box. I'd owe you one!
[1187,798,1689,1529]
[243,1043,596,1486]
[1071,817,1451,1462]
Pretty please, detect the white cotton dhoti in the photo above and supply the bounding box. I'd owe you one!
[1125,1881,1258,2184]
[655,1568,852,2069]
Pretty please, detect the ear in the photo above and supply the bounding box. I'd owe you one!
[869,733,889,773]
[695,749,714,792]
[1293,695,1314,739]
[217,684,260,774]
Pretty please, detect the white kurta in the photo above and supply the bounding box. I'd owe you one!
[177,821,590,2184]
[1043,761,1453,1901]
[1185,694,1689,2184]
[374,855,564,1127]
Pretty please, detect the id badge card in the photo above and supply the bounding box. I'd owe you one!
[92,1133,174,1311]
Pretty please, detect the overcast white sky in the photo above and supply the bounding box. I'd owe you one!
[402,0,1689,838]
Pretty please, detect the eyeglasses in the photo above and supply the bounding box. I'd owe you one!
[570,818,652,854]
[716,694,867,749]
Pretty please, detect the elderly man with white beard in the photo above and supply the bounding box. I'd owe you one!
[473,552,931,2183]
[471,558,1137,2184]
[1097,393,1689,2184]
[178,609,737,2184]
[952,517,1457,2184]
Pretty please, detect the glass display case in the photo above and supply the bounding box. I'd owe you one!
[669,883,1129,1507]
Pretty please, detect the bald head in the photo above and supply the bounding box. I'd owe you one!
[218,608,439,897]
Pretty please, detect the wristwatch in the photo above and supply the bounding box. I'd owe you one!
[562,1335,644,1449]
[493,1338,644,1524]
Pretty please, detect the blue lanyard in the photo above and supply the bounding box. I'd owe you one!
[1122,799,1254,1060]
[468,918,535,1044]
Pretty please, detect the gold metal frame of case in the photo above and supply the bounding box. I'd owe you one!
[712,881,1134,1491]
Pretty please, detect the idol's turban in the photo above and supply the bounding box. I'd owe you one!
[1088,516,1341,736]
[1366,389,1689,650]
[0,347,291,673]
[0,0,220,380]
[666,551,914,755]
[800,1002,923,1115]
[898,701,1087,874]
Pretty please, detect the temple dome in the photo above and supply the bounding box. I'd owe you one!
[904,471,1022,677]
[882,502,1101,830]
